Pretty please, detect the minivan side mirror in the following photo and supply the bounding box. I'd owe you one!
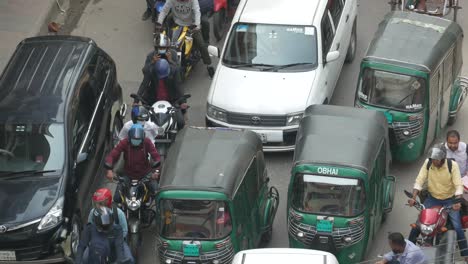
[325,51,340,63]
[384,175,396,213]
[208,45,220,58]
[76,152,88,164]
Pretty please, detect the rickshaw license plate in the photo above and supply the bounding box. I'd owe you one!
[183,244,200,257]
[317,220,333,233]
[0,251,16,261]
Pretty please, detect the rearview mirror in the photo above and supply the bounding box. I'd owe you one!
[325,51,340,63]
[208,45,220,58]
[77,152,88,164]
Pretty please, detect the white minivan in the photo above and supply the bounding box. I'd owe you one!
[206,0,357,151]
[231,248,339,264]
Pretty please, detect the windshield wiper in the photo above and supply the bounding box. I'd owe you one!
[261,62,315,72]
[0,170,58,179]
[228,63,275,69]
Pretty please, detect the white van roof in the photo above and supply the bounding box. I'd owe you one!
[238,0,322,25]
[232,248,339,264]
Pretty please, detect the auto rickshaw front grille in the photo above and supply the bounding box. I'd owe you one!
[391,119,423,143]
[288,215,365,249]
[227,112,287,127]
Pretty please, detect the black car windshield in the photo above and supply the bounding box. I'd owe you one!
[0,123,65,172]
[222,23,318,71]
[358,68,425,111]
[292,174,365,217]
[159,199,232,240]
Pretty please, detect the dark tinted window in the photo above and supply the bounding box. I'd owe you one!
[328,0,344,24]
[321,11,335,58]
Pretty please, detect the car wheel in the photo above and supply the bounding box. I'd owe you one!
[112,115,124,147]
[70,215,81,257]
[213,8,227,42]
[345,19,357,63]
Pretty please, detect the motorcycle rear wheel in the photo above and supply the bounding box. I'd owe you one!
[128,233,140,261]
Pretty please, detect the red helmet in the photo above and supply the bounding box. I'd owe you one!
[92,188,113,208]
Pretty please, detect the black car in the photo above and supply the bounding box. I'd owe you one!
[0,36,126,263]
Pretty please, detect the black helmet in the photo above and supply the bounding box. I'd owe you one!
[128,124,145,147]
[93,206,114,233]
[131,106,149,124]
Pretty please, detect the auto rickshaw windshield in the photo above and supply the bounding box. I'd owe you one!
[358,68,425,112]
[292,174,366,217]
[159,199,232,240]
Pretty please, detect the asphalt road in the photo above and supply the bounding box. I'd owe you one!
[70,0,468,263]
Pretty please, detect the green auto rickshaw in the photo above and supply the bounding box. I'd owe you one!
[355,11,467,162]
[287,105,396,264]
[156,126,279,264]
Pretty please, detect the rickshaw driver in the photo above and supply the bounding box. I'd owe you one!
[408,145,468,260]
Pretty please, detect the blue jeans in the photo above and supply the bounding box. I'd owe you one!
[409,195,468,256]
[82,242,135,264]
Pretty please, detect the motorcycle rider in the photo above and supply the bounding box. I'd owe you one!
[375,232,427,264]
[105,124,161,204]
[88,188,128,238]
[135,57,187,128]
[142,0,153,21]
[118,105,159,142]
[155,0,215,78]
[75,207,134,264]
[408,145,468,259]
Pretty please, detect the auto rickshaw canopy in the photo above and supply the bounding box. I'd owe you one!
[294,105,390,175]
[364,11,463,73]
[159,126,262,199]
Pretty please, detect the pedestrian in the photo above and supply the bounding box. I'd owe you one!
[445,130,468,177]
[375,232,427,264]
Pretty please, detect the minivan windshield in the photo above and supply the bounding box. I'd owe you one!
[292,174,365,217]
[222,23,318,71]
[358,68,426,111]
[159,199,232,240]
[0,123,65,173]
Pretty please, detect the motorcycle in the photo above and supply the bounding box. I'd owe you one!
[151,0,239,42]
[389,0,460,20]
[115,173,159,260]
[130,93,191,164]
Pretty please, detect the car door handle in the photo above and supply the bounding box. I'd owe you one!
[346,14,349,22]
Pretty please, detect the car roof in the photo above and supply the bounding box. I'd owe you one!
[364,11,463,72]
[0,36,97,123]
[293,105,389,173]
[159,126,262,199]
[233,248,338,264]
[238,0,322,25]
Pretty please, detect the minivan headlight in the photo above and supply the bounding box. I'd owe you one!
[37,197,64,232]
[286,112,304,126]
[207,104,227,122]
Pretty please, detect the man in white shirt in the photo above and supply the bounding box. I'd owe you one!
[119,106,158,143]
[446,130,468,177]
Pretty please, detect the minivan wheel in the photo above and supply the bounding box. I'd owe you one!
[345,20,357,63]
[112,115,124,147]
[70,215,81,257]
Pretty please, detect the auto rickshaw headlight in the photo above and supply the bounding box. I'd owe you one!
[343,236,353,244]
[286,112,304,126]
[165,259,172,264]
[212,260,220,264]
[402,129,411,136]
[297,232,305,238]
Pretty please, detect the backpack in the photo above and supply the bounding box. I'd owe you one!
[86,224,112,264]
[426,158,454,174]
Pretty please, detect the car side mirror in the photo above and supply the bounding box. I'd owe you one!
[384,175,396,213]
[208,45,220,58]
[76,152,88,164]
[325,51,340,63]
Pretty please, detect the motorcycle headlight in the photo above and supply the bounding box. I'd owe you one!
[420,224,435,235]
[286,112,304,126]
[126,198,141,211]
[37,197,64,232]
[206,104,227,122]
[157,127,165,136]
